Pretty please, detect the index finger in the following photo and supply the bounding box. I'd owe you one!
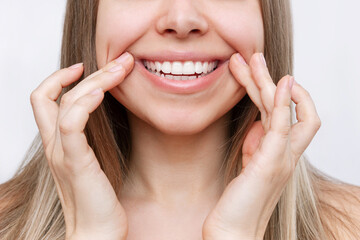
[30,63,84,148]
[290,81,322,158]
[83,52,134,82]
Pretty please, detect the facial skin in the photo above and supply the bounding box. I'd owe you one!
[95,1,264,237]
[96,0,264,136]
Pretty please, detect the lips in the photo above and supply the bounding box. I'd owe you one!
[135,59,228,94]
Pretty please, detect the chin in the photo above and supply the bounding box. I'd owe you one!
[127,106,225,136]
[153,116,212,136]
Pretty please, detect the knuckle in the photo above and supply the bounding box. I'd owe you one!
[59,118,75,136]
[274,126,290,139]
[30,90,42,105]
[280,129,290,139]
[59,93,72,107]
[308,116,322,133]
[314,117,322,130]
[103,68,124,79]
[74,97,89,108]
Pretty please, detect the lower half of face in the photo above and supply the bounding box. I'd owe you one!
[109,60,247,135]
[96,0,264,135]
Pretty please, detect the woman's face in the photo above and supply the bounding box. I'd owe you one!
[96,0,264,135]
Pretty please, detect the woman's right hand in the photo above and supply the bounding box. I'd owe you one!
[30,52,134,240]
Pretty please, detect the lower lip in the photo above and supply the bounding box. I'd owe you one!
[135,60,228,94]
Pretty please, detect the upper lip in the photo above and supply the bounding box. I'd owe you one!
[134,50,229,63]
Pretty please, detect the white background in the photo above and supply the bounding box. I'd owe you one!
[1,1,359,185]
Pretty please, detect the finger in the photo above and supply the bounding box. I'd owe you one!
[249,53,277,116]
[256,75,293,165]
[30,63,84,148]
[51,88,104,229]
[82,52,133,83]
[58,52,134,116]
[58,88,104,171]
[229,53,266,117]
[54,88,124,235]
[242,121,265,171]
[290,81,322,158]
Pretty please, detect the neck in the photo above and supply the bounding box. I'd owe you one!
[120,112,231,206]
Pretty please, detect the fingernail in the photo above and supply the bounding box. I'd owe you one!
[115,52,131,64]
[235,53,247,65]
[259,53,267,67]
[289,76,295,90]
[90,88,103,95]
[68,62,83,69]
[108,64,124,73]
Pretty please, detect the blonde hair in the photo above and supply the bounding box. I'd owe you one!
[1,0,359,239]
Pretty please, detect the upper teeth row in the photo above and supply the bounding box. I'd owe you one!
[143,60,219,75]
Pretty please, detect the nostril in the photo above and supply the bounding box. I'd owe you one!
[163,28,200,35]
[165,29,176,34]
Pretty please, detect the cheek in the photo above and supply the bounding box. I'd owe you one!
[205,2,264,60]
[96,1,160,67]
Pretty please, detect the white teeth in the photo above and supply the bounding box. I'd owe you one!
[208,62,213,73]
[161,61,172,74]
[171,61,183,75]
[144,60,218,74]
[183,61,195,74]
[194,62,203,74]
[165,74,173,80]
[202,62,209,74]
[155,61,162,72]
[143,60,219,80]
[150,62,156,72]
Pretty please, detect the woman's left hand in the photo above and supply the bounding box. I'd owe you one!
[202,53,322,240]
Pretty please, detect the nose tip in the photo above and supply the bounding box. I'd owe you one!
[160,22,205,39]
[156,1,208,39]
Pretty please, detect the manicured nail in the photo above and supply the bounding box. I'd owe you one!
[115,52,131,64]
[289,76,294,90]
[108,64,124,73]
[259,53,267,67]
[235,53,247,65]
[90,88,103,95]
[68,62,83,69]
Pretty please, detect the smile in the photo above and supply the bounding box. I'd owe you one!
[142,60,219,81]
[136,57,228,94]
